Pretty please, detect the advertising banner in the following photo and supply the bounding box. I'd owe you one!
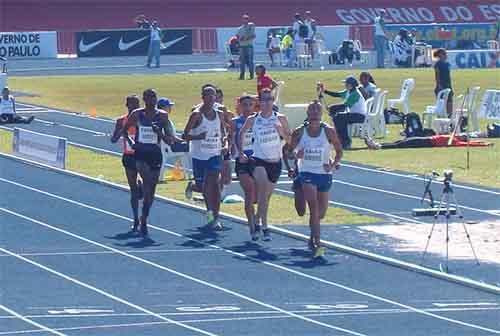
[447,50,500,69]
[76,29,192,57]
[13,128,67,169]
[0,31,57,59]
[478,89,500,119]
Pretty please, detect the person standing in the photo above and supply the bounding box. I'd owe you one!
[289,101,342,258]
[183,86,227,230]
[111,95,143,232]
[304,11,317,59]
[0,87,34,124]
[433,48,453,117]
[255,64,278,97]
[236,14,256,80]
[239,89,291,241]
[122,89,174,238]
[374,9,387,68]
[147,21,162,68]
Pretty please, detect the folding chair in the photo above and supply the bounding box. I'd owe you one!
[349,97,374,138]
[387,78,415,114]
[295,41,312,68]
[422,88,451,128]
[316,39,332,69]
[366,89,388,138]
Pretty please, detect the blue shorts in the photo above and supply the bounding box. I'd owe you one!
[298,172,333,193]
[192,156,222,187]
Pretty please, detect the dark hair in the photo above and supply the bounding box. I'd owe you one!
[143,88,157,97]
[239,94,254,102]
[255,64,266,73]
[433,48,446,58]
[201,83,217,91]
[126,94,140,103]
[215,87,223,96]
[360,72,375,85]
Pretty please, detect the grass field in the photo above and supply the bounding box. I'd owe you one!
[9,68,500,187]
[0,129,377,226]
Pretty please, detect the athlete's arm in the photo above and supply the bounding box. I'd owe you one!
[157,112,176,145]
[110,117,125,143]
[122,109,140,148]
[218,111,229,155]
[324,125,343,170]
[276,114,292,145]
[182,112,205,141]
[238,115,256,162]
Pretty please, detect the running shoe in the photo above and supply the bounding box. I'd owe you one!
[211,221,224,231]
[130,220,139,233]
[364,136,381,150]
[313,246,326,259]
[185,181,193,200]
[262,229,272,241]
[308,239,315,250]
[140,224,149,238]
[251,231,259,241]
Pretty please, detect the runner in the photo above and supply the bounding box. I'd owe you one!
[122,89,173,238]
[231,94,258,239]
[282,142,306,218]
[239,88,291,241]
[289,100,343,258]
[110,95,143,232]
[215,87,234,201]
[183,86,227,230]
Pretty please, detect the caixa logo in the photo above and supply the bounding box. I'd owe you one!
[454,51,500,69]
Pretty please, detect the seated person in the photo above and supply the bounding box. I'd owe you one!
[359,72,377,99]
[365,134,492,150]
[393,29,412,67]
[281,29,294,67]
[267,31,282,66]
[335,40,360,66]
[0,87,34,124]
[318,75,366,149]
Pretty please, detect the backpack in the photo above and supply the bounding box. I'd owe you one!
[298,22,309,38]
[384,107,405,124]
[403,112,424,138]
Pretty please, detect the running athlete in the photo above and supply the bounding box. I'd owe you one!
[183,86,227,230]
[231,94,258,239]
[282,142,306,217]
[215,88,234,201]
[239,88,291,241]
[110,95,143,232]
[289,101,343,258]
[122,89,173,238]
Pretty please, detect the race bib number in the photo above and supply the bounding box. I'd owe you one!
[258,127,280,147]
[242,130,253,151]
[138,126,158,144]
[304,148,324,163]
[201,134,221,154]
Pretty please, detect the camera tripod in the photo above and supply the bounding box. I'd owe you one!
[420,176,480,273]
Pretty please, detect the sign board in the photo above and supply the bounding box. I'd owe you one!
[478,89,500,119]
[13,128,67,169]
[0,31,57,59]
[76,29,192,57]
[447,49,500,68]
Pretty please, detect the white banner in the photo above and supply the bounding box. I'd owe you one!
[13,128,67,169]
[217,25,349,54]
[478,89,500,119]
[0,31,57,59]
[447,49,500,69]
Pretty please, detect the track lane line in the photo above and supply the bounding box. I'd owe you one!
[1,177,499,334]
[0,305,67,336]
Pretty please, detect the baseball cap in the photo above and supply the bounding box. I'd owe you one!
[343,75,358,87]
[158,97,175,108]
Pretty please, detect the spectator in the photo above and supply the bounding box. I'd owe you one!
[336,39,358,66]
[146,20,162,68]
[304,10,317,59]
[0,87,34,124]
[373,9,387,68]
[359,72,377,99]
[433,48,453,117]
[267,31,282,67]
[281,28,294,67]
[318,76,366,149]
[393,29,412,67]
[157,97,177,136]
[292,13,306,66]
[227,35,240,68]
[255,64,278,97]
[236,14,256,80]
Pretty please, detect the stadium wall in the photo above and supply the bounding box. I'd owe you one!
[1,0,499,32]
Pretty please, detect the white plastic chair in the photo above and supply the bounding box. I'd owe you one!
[316,39,332,69]
[487,40,499,50]
[387,41,396,67]
[367,89,388,138]
[387,78,415,115]
[353,39,367,64]
[282,103,308,130]
[295,41,312,68]
[465,86,481,133]
[422,88,452,128]
[349,97,374,138]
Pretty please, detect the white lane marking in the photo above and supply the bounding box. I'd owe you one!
[0,248,218,258]
[0,207,366,336]
[0,304,67,336]
[2,306,500,336]
[48,309,114,315]
[34,118,108,136]
[0,246,219,336]
[1,179,499,334]
[433,302,499,307]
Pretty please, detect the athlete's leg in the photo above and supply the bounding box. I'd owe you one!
[137,161,160,236]
[203,170,221,226]
[253,166,275,230]
[124,167,140,230]
[239,172,257,235]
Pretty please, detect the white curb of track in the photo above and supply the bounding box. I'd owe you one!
[0,152,498,296]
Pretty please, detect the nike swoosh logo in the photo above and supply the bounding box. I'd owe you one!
[79,37,110,53]
[160,35,187,50]
[118,36,149,51]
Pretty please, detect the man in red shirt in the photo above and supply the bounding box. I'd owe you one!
[255,64,278,97]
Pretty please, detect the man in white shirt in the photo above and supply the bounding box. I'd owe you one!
[267,31,281,66]
[373,9,387,68]
[304,11,317,59]
[0,87,34,124]
[147,21,162,68]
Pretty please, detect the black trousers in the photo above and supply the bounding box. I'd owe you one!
[0,114,32,124]
[331,109,365,147]
[381,137,433,149]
